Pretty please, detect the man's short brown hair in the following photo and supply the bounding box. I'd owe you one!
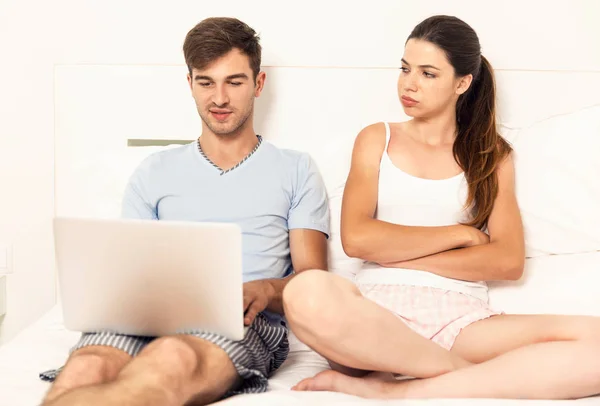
[183,17,261,80]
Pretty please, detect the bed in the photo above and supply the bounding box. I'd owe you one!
[1,251,599,405]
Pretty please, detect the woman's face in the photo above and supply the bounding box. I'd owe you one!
[397,39,471,119]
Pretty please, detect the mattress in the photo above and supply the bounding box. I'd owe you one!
[1,252,599,406]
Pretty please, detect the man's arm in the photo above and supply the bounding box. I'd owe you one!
[243,151,329,325]
[243,229,327,324]
[266,229,328,314]
[380,155,525,281]
[121,161,158,220]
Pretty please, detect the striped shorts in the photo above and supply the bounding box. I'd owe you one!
[39,312,289,396]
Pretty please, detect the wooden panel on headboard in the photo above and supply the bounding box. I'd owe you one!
[127,139,192,147]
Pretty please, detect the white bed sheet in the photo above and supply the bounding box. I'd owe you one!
[1,253,599,406]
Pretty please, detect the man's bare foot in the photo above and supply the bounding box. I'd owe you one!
[292,370,407,399]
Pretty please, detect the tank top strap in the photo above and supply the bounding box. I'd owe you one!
[380,122,392,168]
[383,122,391,150]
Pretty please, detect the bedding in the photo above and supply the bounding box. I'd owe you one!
[1,252,599,405]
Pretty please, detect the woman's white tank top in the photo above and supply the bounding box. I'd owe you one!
[353,122,489,302]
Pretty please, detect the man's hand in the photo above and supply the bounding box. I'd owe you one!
[240,229,327,325]
[243,280,275,326]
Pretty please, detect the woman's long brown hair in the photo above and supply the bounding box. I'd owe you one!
[409,16,512,230]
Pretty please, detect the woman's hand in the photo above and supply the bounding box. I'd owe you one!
[462,226,490,247]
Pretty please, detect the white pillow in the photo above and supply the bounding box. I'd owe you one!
[512,104,600,257]
[325,183,364,280]
[90,144,184,218]
[498,123,521,144]
[301,138,366,279]
[489,251,600,316]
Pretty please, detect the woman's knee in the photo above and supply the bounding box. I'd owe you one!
[284,270,334,319]
[283,270,358,333]
[532,315,600,343]
[573,316,600,342]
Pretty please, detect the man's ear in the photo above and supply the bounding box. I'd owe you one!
[187,73,193,91]
[254,71,266,97]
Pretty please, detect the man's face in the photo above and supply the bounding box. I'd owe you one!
[187,49,265,136]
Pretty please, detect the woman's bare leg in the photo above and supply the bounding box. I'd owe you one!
[295,314,600,400]
[283,270,471,379]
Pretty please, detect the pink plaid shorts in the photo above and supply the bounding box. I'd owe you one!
[357,283,503,350]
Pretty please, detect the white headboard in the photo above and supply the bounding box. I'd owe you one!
[54,63,600,220]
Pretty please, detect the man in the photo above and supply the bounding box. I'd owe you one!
[41,17,329,406]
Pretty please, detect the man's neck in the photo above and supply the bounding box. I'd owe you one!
[198,128,260,170]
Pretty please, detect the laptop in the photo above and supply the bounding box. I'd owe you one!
[53,217,245,341]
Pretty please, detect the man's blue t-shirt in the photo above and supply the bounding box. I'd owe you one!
[121,139,329,322]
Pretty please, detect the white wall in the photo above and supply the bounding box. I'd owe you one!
[1,0,599,344]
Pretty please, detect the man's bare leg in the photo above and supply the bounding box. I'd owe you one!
[43,345,131,404]
[44,335,239,406]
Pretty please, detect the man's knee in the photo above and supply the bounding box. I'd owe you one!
[51,346,130,391]
[174,335,237,378]
[147,336,238,402]
[71,344,131,362]
[141,336,199,378]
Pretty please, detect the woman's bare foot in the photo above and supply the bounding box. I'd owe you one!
[292,370,407,399]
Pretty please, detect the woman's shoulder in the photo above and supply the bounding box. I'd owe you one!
[354,122,388,149]
[354,120,412,150]
[349,122,397,167]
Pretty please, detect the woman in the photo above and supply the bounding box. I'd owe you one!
[282,15,600,399]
